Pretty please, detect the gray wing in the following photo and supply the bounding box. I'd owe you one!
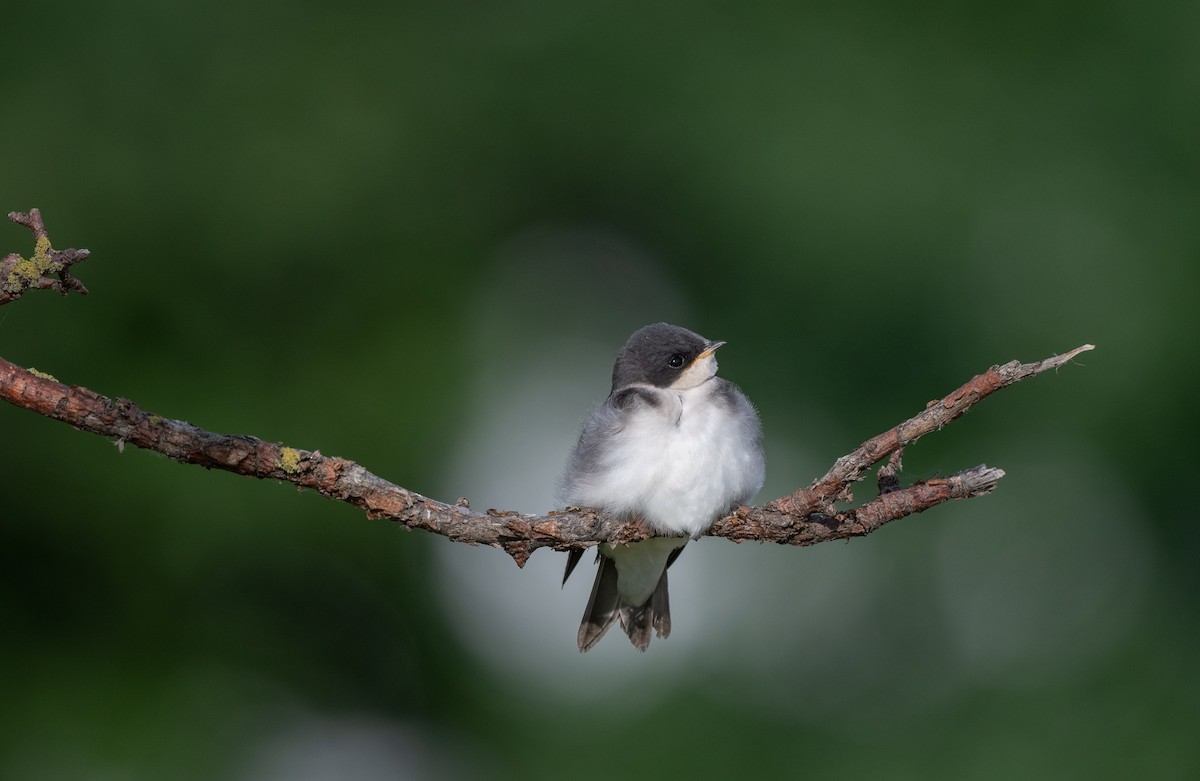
[558,386,665,587]
[577,554,621,651]
[712,377,766,506]
[557,386,661,506]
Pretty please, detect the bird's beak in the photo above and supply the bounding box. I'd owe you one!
[695,340,726,362]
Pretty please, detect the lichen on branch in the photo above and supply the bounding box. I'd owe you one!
[0,209,90,304]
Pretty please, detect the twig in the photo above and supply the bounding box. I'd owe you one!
[770,342,1097,518]
[0,209,90,304]
[0,209,1094,566]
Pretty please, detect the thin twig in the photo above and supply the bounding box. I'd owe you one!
[771,342,1096,518]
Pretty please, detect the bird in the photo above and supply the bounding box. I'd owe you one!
[558,322,765,652]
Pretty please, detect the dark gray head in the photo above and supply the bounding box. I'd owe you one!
[610,323,725,391]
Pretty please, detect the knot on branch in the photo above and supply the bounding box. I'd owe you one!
[1,208,91,305]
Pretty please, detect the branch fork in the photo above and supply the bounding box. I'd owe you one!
[1,209,90,304]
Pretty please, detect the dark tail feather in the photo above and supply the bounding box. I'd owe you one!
[577,555,621,652]
[648,544,679,641]
[577,542,685,653]
[617,568,672,651]
[562,549,585,586]
[619,604,653,651]
[650,568,671,640]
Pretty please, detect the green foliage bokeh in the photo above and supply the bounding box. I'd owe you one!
[2,2,1197,779]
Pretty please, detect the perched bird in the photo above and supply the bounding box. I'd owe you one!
[558,323,765,651]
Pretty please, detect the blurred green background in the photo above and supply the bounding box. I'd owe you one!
[2,1,1197,778]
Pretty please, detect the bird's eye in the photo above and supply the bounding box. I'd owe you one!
[668,354,685,369]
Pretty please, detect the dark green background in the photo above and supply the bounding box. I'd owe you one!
[3,2,1196,778]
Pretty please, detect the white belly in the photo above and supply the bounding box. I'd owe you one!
[569,382,761,537]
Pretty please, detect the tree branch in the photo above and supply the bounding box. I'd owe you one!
[0,209,1094,566]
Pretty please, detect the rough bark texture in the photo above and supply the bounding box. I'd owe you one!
[0,209,1095,566]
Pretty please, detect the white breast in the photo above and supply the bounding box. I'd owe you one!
[567,380,762,537]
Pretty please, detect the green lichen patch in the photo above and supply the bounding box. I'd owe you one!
[32,235,61,271]
[4,236,63,293]
[27,367,59,382]
[278,447,303,474]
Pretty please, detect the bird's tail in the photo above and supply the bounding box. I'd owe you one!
[575,544,684,652]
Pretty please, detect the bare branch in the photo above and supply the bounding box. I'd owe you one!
[0,210,1094,567]
[0,339,1093,566]
[771,342,1096,518]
